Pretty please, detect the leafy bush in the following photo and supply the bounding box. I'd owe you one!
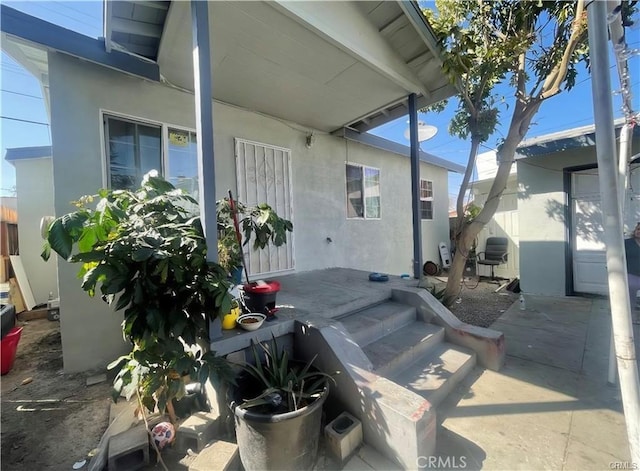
[216,198,293,274]
[42,172,234,421]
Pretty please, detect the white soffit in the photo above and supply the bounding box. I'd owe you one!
[156,1,454,133]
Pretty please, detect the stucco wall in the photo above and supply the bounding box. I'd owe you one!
[517,141,640,296]
[14,158,58,303]
[471,174,519,279]
[48,53,451,372]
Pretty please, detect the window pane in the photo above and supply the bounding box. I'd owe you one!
[108,118,136,177]
[346,164,363,218]
[167,129,199,199]
[420,200,433,220]
[139,125,162,176]
[364,167,380,218]
[420,179,433,199]
[106,117,161,190]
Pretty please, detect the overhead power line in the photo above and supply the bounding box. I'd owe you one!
[0,116,49,126]
[1,89,42,99]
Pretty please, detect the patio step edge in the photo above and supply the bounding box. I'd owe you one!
[339,301,418,347]
[363,322,444,377]
[391,342,477,409]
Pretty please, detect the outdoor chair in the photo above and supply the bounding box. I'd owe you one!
[476,237,509,281]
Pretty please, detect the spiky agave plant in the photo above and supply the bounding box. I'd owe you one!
[236,335,335,413]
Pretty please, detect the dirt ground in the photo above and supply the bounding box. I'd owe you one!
[447,278,519,327]
[1,317,112,471]
[0,281,516,470]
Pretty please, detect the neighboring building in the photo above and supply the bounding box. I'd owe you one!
[516,123,640,297]
[472,122,640,296]
[470,151,519,280]
[4,146,58,304]
[2,2,462,371]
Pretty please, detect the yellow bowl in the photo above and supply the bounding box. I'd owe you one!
[222,307,240,330]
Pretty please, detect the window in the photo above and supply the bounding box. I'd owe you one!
[104,116,199,199]
[346,164,380,219]
[420,179,433,220]
[105,116,162,190]
[167,128,198,199]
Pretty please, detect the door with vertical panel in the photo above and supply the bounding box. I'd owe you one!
[235,138,294,276]
[572,171,607,294]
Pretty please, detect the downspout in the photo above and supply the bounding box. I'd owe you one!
[408,93,422,279]
[587,1,640,462]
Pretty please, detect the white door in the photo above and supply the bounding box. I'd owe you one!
[572,171,608,294]
[235,138,295,276]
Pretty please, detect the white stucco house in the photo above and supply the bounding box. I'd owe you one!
[472,122,640,297]
[517,123,640,297]
[1,1,464,372]
[4,146,58,305]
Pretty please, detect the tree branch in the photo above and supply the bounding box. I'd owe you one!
[516,51,527,100]
[540,0,587,100]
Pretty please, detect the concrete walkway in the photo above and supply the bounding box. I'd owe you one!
[436,294,639,471]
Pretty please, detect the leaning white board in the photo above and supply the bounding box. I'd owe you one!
[439,242,451,268]
[9,255,36,311]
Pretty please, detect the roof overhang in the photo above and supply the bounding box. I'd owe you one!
[2,1,457,139]
[338,128,464,173]
[1,5,160,81]
[516,118,640,159]
[107,0,455,134]
[5,145,53,166]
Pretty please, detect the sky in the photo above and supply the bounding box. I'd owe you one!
[1,1,639,205]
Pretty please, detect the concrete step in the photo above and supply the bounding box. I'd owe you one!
[363,322,444,377]
[339,301,417,347]
[391,343,477,408]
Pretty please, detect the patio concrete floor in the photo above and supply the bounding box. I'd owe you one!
[168,269,640,470]
[432,294,639,471]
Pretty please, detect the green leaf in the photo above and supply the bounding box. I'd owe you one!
[41,242,51,261]
[47,218,73,260]
[131,246,154,262]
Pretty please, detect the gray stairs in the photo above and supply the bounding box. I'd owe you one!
[340,301,476,408]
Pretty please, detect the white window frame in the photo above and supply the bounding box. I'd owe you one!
[100,110,197,192]
[103,113,163,190]
[345,162,381,220]
[420,179,434,220]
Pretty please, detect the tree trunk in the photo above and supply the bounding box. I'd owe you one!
[442,102,539,307]
[455,138,481,235]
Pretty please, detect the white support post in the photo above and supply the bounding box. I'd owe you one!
[587,1,640,462]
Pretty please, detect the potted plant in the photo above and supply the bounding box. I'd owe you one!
[229,335,334,471]
[216,197,293,283]
[41,172,234,423]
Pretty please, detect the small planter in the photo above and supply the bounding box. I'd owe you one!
[230,375,329,471]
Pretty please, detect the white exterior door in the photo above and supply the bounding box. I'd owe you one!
[572,171,607,294]
[235,138,295,276]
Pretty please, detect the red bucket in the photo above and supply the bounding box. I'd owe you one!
[1,326,23,375]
